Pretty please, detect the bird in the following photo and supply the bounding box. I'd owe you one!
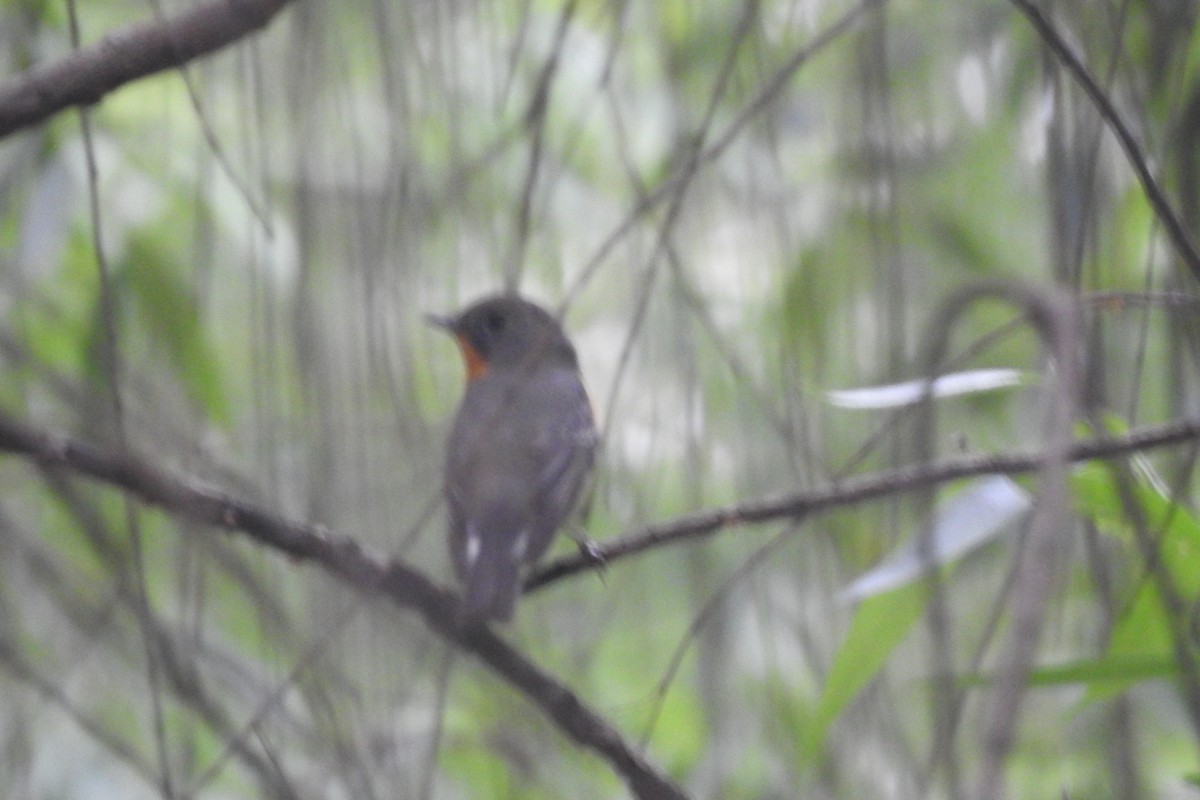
[429,294,597,623]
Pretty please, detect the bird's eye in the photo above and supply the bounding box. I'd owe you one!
[485,311,506,332]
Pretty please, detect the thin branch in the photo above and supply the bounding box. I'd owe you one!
[0,410,688,800]
[2,412,1198,798]
[562,0,885,310]
[597,0,761,458]
[0,0,292,139]
[0,635,159,786]
[528,417,1200,590]
[505,0,578,290]
[1009,0,1200,283]
[66,0,180,788]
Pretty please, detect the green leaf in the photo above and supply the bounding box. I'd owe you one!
[800,579,926,762]
[121,232,230,425]
[1070,457,1200,703]
[962,654,1178,689]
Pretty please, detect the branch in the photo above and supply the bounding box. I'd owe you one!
[528,418,1200,590]
[0,411,688,800]
[1008,0,1200,284]
[5,406,1196,800]
[564,0,885,308]
[0,0,293,139]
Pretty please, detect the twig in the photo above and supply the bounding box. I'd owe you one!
[0,410,688,800]
[1008,0,1200,283]
[562,0,885,310]
[527,417,1200,589]
[0,0,292,138]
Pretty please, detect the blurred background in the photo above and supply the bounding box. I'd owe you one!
[2,0,1200,797]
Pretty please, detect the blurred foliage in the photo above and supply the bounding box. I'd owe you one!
[1,0,1200,798]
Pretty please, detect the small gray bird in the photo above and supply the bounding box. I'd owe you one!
[430,294,597,622]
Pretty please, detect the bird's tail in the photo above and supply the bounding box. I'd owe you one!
[460,546,521,623]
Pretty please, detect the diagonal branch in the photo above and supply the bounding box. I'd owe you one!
[3,408,1197,799]
[1008,0,1200,284]
[0,410,688,800]
[0,0,293,139]
[528,417,1200,590]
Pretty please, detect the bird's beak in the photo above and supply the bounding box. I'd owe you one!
[425,312,457,332]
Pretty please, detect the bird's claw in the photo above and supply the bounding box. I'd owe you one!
[577,538,607,574]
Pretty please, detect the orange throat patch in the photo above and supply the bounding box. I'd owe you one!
[456,334,489,381]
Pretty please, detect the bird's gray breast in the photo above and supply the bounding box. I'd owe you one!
[446,366,595,542]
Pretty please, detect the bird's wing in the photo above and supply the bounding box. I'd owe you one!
[524,370,597,556]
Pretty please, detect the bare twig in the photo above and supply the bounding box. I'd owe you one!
[527,417,1200,589]
[0,410,688,800]
[911,287,1079,800]
[0,0,292,139]
[562,0,885,310]
[505,0,579,290]
[1009,0,1200,283]
[1,406,1198,798]
[0,635,158,784]
[598,0,762,456]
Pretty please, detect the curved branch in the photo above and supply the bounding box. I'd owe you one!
[0,411,688,800]
[0,0,292,139]
[528,417,1200,590]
